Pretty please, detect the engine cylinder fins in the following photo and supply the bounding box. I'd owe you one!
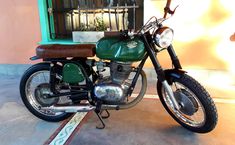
[101,70,147,110]
[110,62,133,84]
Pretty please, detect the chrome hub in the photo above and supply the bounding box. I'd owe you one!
[34,83,58,107]
[174,89,199,116]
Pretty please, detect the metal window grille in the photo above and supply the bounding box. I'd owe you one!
[48,0,143,39]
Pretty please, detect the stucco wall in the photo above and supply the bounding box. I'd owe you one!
[0,0,41,64]
[144,0,235,73]
[0,0,234,73]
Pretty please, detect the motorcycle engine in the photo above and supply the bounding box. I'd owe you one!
[94,62,133,103]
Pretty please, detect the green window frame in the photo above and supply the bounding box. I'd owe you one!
[38,0,76,44]
[38,0,143,45]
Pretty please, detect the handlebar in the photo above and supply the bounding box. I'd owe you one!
[166,0,172,7]
[137,0,177,34]
[164,0,172,18]
[164,0,177,19]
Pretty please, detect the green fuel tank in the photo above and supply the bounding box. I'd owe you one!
[96,36,146,62]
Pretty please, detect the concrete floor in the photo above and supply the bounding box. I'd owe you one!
[69,100,235,145]
[0,76,64,145]
[0,75,234,145]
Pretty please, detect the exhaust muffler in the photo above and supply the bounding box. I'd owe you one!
[40,105,95,113]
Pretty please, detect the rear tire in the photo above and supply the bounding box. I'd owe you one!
[157,73,218,133]
[20,63,72,122]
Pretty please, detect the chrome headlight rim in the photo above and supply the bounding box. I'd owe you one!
[154,27,174,49]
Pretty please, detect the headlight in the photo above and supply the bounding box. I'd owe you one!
[154,27,174,49]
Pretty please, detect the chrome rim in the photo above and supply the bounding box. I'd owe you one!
[162,82,206,127]
[25,70,63,116]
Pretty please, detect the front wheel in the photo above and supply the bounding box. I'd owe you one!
[157,73,218,133]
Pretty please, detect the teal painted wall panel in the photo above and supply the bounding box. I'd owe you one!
[37,0,95,45]
[38,0,76,44]
[38,0,51,43]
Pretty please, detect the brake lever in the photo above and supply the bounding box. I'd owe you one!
[164,5,179,18]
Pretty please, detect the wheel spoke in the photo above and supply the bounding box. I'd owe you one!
[25,70,62,117]
[162,82,206,127]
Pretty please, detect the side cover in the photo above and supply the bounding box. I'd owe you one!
[62,63,85,83]
[96,36,146,62]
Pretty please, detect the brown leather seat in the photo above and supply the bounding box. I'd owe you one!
[36,44,96,59]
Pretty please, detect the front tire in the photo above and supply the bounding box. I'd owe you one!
[157,73,218,133]
[20,63,72,122]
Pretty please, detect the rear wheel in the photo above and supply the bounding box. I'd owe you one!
[20,63,72,122]
[157,73,218,133]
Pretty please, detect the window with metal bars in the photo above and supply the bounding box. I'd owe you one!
[47,0,144,39]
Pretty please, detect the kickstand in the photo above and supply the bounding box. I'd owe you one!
[100,110,110,119]
[95,112,106,129]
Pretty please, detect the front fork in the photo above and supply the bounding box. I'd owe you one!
[167,45,182,70]
[142,33,181,110]
[159,46,182,110]
[161,80,180,110]
[164,45,182,110]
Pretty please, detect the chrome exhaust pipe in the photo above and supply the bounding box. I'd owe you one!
[40,105,96,113]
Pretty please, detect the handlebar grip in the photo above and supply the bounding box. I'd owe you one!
[166,0,172,7]
[164,0,172,18]
[230,33,235,42]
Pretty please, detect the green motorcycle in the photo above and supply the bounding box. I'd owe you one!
[20,0,217,133]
